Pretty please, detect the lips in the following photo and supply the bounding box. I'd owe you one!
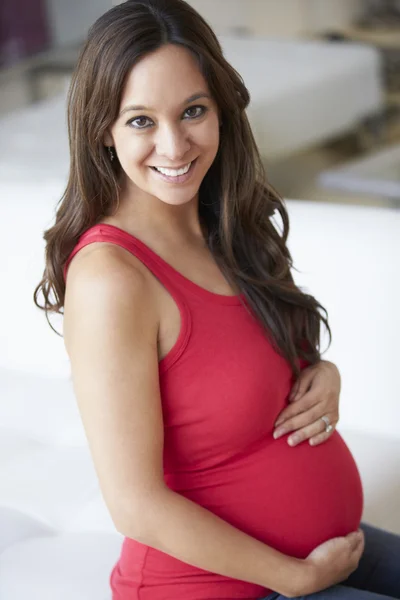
[149,157,198,183]
[151,161,193,171]
[150,158,197,171]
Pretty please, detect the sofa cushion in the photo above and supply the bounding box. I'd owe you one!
[0,507,56,555]
[0,532,122,600]
[0,427,113,532]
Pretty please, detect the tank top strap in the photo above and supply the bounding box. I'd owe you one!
[64,223,244,306]
[63,223,193,374]
[64,223,186,297]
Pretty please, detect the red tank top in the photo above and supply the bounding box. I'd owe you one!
[64,223,364,600]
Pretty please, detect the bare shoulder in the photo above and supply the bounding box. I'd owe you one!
[64,240,149,291]
[63,242,158,354]
[64,241,151,295]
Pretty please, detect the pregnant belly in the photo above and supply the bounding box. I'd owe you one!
[182,430,364,559]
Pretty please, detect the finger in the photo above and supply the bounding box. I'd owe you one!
[355,534,365,557]
[275,391,321,427]
[285,418,328,446]
[308,425,337,446]
[289,367,317,400]
[288,373,314,402]
[346,530,364,551]
[274,409,324,441]
[288,379,300,401]
[274,400,325,434]
[276,415,337,446]
[308,413,339,446]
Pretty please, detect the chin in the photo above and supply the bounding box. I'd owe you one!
[154,188,200,206]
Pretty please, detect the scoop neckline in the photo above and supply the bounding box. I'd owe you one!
[88,223,245,305]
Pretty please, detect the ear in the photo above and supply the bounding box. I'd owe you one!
[103,130,114,147]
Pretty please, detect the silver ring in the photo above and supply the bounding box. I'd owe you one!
[321,415,334,433]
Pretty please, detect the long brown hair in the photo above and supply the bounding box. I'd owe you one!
[33,0,331,376]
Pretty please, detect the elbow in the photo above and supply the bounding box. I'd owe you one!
[113,488,168,543]
[115,521,145,543]
[114,506,150,543]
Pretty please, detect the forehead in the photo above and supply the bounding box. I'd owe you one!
[120,44,212,109]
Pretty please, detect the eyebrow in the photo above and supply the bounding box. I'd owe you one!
[118,92,212,117]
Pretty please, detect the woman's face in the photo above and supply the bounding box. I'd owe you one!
[105,43,221,208]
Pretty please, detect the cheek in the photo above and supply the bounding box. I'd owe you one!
[117,136,152,171]
[196,124,220,159]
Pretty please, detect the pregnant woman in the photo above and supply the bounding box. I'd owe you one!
[34,1,400,598]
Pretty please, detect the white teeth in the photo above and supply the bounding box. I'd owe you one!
[154,162,192,177]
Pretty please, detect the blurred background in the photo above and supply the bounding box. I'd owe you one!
[0,3,399,598]
[1,0,400,205]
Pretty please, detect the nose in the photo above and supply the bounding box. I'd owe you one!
[154,122,191,163]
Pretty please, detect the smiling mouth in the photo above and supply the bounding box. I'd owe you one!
[150,158,197,176]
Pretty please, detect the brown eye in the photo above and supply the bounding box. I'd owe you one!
[184,105,207,119]
[127,116,153,129]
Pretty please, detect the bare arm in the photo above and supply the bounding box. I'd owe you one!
[121,485,307,597]
[63,244,310,599]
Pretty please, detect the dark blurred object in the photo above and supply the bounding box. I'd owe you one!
[382,48,400,93]
[0,0,51,68]
[323,1,400,100]
[358,0,400,28]
[357,1,400,94]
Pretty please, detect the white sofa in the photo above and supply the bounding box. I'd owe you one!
[0,73,398,600]
[219,36,384,159]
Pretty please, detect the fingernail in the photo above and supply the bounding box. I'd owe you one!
[288,435,299,446]
[273,429,285,439]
